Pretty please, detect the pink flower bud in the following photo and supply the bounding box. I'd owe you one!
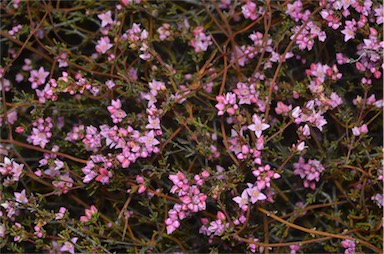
[217,211,226,220]
[359,124,368,134]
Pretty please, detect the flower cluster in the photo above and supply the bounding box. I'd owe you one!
[341,240,356,254]
[0,0,382,253]
[0,157,24,187]
[165,171,208,234]
[122,23,150,60]
[233,183,268,211]
[199,211,229,238]
[107,99,127,124]
[293,157,325,189]
[27,117,53,148]
[189,26,212,53]
[82,154,113,184]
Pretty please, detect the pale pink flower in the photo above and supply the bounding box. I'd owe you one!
[138,130,160,147]
[29,67,49,89]
[374,5,383,24]
[60,237,78,254]
[165,217,180,234]
[0,225,5,238]
[98,11,113,28]
[233,190,249,211]
[157,23,171,41]
[96,36,113,54]
[248,114,270,138]
[55,207,67,220]
[14,189,28,203]
[341,25,356,42]
[246,185,267,204]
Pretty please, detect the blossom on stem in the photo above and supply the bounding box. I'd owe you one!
[96,36,113,54]
[98,11,113,28]
[248,114,270,138]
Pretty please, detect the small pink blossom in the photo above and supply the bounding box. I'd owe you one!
[157,23,171,41]
[60,237,78,254]
[246,185,267,203]
[248,114,270,138]
[29,67,49,89]
[233,190,249,211]
[96,36,113,54]
[14,189,28,203]
[98,11,113,28]
[80,205,98,222]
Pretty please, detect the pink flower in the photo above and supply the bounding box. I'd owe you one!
[157,23,171,41]
[146,116,160,129]
[14,189,28,203]
[27,127,51,148]
[96,36,113,54]
[295,141,307,151]
[138,130,160,147]
[165,217,180,234]
[60,237,78,254]
[341,25,356,42]
[95,167,113,184]
[233,190,249,211]
[29,67,49,89]
[242,0,261,20]
[290,244,300,254]
[248,114,270,138]
[275,101,292,116]
[246,185,267,203]
[80,205,98,222]
[98,11,113,28]
[107,99,127,123]
[293,157,325,189]
[215,93,238,116]
[374,5,383,24]
[341,239,356,254]
[352,124,368,136]
[189,26,212,53]
[0,225,5,238]
[55,207,67,220]
[207,220,225,236]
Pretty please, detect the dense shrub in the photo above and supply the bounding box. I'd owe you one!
[0,0,383,253]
